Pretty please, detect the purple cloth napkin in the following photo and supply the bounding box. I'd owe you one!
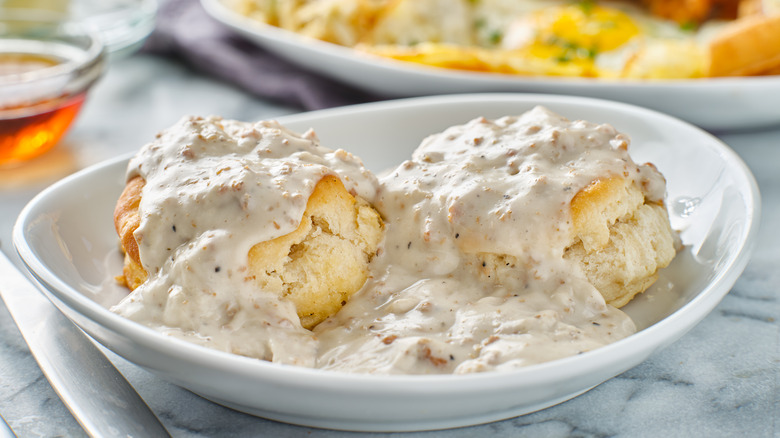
[143,0,383,110]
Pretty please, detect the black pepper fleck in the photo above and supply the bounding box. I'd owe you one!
[172,225,177,232]
[215,266,221,273]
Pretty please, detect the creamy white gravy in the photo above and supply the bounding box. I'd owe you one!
[113,107,667,374]
[114,116,378,366]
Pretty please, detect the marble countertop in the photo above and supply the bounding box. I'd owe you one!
[0,54,778,437]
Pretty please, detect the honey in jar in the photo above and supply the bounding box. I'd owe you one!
[0,52,86,166]
[0,14,104,168]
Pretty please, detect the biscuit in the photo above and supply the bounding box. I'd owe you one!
[247,174,383,329]
[460,175,675,308]
[114,175,144,268]
[114,174,384,329]
[564,177,676,307]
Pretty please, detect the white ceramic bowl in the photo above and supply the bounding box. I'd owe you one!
[14,94,760,432]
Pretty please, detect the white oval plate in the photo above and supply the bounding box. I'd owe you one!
[14,94,759,432]
[201,0,780,132]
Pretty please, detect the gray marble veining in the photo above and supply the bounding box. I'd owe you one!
[0,54,777,437]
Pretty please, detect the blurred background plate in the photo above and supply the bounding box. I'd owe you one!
[202,0,780,132]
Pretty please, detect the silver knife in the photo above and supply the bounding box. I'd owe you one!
[0,248,171,437]
[0,413,15,438]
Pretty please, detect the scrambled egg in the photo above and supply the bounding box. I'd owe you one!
[365,1,709,78]
[225,0,779,78]
[503,4,643,75]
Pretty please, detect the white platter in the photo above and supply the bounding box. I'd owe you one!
[14,94,759,432]
[201,0,780,132]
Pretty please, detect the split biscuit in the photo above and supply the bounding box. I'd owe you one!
[564,176,676,308]
[246,174,383,329]
[114,174,384,330]
[466,175,675,308]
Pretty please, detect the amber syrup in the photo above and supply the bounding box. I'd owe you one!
[0,51,86,166]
